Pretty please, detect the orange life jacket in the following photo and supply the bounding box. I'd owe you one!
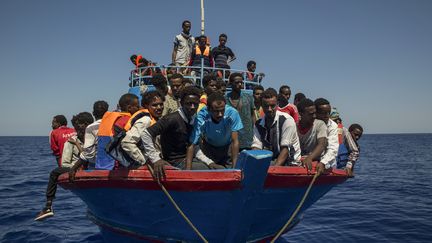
[337,123,344,145]
[124,109,157,131]
[195,45,210,56]
[96,111,131,170]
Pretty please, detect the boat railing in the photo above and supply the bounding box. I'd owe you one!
[129,64,264,90]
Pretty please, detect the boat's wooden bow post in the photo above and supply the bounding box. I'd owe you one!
[224,150,272,242]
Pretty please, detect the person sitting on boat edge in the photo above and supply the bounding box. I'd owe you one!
[277,85,299,124]
[337,124,363,176]
[120,91,164,167]
[252,88,301,166]
[226,73,255,150]
[198,74,219,112]
[141,86,208,180]
[151,74,178,117]
[186,92,243,169]
[49,115,76,167]
[253,85,264,121]
[35,112,94,221]
[78,100,109,169]
[315,98,339,169]
[94,93,140,170]
[296,98,328,175]
[172,20,195,70]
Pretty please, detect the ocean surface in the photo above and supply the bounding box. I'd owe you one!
[0,134,431,242]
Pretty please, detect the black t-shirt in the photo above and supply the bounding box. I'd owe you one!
[147,111,193,161]
[212,46,235,68]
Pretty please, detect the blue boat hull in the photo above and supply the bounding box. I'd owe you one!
[59,150,348,242]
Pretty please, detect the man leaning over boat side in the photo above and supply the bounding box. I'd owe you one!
[172,20,195,70]
[251,88,301,166]
[141,86,208,181]
[77,100,109,169]
[314,98,339,170]
[186,92,243,170]
[338,124,363,176]
[296,98,328,175]
[120,91,164,167]
[35,112,94,221]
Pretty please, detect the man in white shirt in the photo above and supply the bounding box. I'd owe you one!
[296,98,328,175]
[314,98,339,169]
[252,88,301,165]
[172,20,195,67]
[79,101,109,166]
[121,91,164,166]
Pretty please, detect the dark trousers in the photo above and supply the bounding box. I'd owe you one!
[46,167,71,201]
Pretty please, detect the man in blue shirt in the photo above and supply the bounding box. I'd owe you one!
[186,92,243,169]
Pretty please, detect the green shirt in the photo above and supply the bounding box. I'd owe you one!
[226,91,254,149]
[162,95,179,117]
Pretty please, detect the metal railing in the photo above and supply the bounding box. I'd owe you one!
[129,62,264,90]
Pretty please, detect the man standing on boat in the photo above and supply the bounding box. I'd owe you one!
[172,20,195,69]
[212,33,236,78]
[296,98,328,175]
[141,86,207,180]
[186,92,243,169]
[188,35,214,79]
[252,88,301,165]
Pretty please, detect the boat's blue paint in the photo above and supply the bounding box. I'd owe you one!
[224,150,272,242]
[64,150,346,242]
[248,184,338,239]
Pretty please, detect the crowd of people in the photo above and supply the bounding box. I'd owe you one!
[131,20,264,86]
[35,20,363,221]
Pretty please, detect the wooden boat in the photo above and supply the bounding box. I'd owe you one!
[58,150,348,242]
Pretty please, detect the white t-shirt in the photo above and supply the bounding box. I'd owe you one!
[298,119,327,156]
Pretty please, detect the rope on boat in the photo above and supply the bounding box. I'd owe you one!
[270,172,319,243]
[146,164,209,243]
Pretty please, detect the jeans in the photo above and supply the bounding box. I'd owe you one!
[46,167,71,201]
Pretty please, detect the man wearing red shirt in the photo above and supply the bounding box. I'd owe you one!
[49,115,76,166]
[277,85,299,123]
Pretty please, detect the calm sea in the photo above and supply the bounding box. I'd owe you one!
[0,134,431,242]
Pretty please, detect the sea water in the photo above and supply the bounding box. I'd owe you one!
[0,134,431,242]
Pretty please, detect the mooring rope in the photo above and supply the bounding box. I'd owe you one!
[270,172,320,243]
[146,165,209,243]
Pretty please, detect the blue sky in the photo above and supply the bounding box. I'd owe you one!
[1,0,431,135]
